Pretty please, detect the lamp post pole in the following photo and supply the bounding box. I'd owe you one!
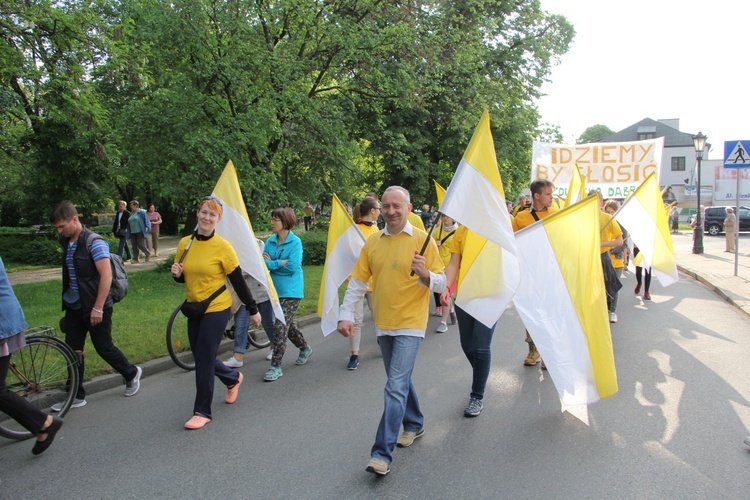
[692,132,707,254]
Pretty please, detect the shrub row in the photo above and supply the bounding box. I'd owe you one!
[0,235,61,266]
[0,231,121,266]
[297,229,327,266]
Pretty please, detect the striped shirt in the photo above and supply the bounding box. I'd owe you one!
[66,238,110,293]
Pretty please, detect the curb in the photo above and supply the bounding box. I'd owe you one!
[82,313,321,396]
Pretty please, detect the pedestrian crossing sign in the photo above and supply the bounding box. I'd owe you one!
[724,140,750,168]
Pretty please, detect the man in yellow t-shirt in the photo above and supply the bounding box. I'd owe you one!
[338,186,445,477]
[513,179,558,367]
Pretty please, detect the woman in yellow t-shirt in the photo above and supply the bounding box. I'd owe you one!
[440,225,496,417]
[604,200,629,275]
[171,197,261,430]
[594,193,623,323]
[432,214,458,332]
[346,196,381,370]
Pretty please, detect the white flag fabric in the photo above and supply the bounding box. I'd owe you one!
[439,111,520,328]
[317,194,366,336]
[213,160,285,324]
[513,195,618,405]
[614,173,679,286]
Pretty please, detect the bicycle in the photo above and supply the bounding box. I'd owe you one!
[0,326,79,441]
[166,304,271,371]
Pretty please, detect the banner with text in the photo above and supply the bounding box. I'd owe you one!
[531,138,664,199]
[714,165,750,201]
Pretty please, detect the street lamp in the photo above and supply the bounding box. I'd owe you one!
[692,131,707,254]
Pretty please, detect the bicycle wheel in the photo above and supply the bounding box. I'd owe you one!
[166,304,195,371]
[246,326,271,349]
[0,332,79,441]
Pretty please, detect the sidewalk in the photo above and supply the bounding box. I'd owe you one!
[669,230,750,317]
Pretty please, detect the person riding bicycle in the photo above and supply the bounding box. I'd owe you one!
[223,239,276,368]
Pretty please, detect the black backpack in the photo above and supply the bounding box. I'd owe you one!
[86,233,128,303]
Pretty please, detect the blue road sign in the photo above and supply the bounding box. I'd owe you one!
[724,140,750,168]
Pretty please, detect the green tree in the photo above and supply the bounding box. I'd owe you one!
[577,124,614,144]
[2,0,574,226]
[0,0,112,222]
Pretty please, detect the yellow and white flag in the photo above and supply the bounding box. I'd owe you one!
[439,110,520,328]
[433,179,446,207]
[513,195,618,405]
[614,173,678,286]
[317,194,367,336]
[213,160,285,324]
[563,164,586,207]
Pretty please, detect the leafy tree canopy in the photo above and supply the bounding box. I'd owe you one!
[1,0,574,225]
[577,124,615,144]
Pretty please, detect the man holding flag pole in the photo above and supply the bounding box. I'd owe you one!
[337,186,445,476]
[512,179,558,367]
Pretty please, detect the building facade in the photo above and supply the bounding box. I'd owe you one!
[600,118,728,213]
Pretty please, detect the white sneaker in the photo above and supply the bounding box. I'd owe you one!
[223,356,244,368]
[266,351,273,360]
[124,366,143,397]
[609,312,618,323]
[436,321,448,333]
[51,398,87,412]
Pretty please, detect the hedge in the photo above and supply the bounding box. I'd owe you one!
[297,229,327,266]
[0,229,121,266]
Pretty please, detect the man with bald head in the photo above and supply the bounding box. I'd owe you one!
[338,186,446,476]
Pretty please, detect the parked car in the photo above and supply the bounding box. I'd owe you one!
[702,206,750,236]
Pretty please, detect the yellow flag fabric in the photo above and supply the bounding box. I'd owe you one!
[317,194,367,336]
[513,195,618,405]
[563,165,586,208]
[614,173,678,286]
[212,160,285,324]
[439,110,519,327]
[433,180,446,207]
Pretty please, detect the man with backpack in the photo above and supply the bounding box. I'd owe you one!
[50,202,143,411]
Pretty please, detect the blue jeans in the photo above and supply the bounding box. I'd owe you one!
[233,300,276,353]
[116,236,131,260]
[456,306,495,400]
[371,335,424,464]
[187,308,239,419]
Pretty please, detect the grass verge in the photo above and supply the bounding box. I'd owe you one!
[12,265,325,381]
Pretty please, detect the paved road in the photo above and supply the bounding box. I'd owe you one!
[2,267,749,499]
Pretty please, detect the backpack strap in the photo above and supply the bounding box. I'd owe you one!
[530,210,540,222]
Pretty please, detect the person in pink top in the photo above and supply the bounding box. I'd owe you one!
[147,203,163,257]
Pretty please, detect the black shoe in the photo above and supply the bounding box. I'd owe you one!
[32,416,63,455]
